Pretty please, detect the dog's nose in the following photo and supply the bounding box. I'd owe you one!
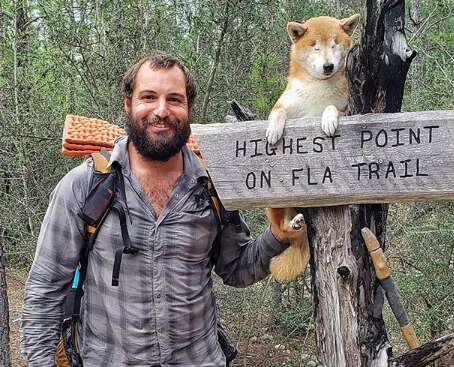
[323,63,334,73]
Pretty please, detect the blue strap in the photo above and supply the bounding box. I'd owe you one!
[71,267,80,289]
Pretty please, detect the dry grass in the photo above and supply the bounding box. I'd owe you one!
[6,268,27,367]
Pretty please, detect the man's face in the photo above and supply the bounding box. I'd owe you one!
[124,63,190,161]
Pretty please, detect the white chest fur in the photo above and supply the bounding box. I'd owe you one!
[281,76,348,119]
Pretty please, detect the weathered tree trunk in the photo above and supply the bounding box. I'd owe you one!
[0,231,11,367]
[410,0,424,93]
[201,1,230,122]
[302,1,416,366]
[302,205,389,366]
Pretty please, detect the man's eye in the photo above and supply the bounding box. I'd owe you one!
[142,95,154,100]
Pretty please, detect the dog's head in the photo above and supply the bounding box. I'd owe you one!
[287,15,360,80]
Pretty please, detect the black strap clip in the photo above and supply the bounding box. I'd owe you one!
[111,201,138,286]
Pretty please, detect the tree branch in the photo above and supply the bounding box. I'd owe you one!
[389,333,454,367]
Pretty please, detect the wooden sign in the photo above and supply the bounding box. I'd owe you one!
[191,110,454,210]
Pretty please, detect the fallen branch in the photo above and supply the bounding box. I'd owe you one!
[389,333,454,367]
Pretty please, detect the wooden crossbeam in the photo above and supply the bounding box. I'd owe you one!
[192,110,454,210]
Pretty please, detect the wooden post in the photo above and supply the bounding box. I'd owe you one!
[304,0,415,365]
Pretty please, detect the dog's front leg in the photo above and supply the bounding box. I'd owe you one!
[267,208,310,282]
[266,102,287,145]
[321,105,340,136]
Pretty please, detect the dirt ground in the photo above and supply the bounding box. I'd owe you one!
[6,269,27,367]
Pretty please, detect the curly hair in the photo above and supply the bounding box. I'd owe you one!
[120,50,197,111]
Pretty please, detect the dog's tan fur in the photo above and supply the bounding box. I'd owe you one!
[267,208,309,281]
[267,14,360,282]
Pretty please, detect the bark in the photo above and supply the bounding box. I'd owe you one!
[95,0,107,58]
[301,1,416,366]
[409,0,423,92]
[13,0,35,237]
[230,100,257,121]
[0,232,11,367]
[346,0,416,115]
[201,1,230,122]
[335,0,341,18]
[140,0,149,53]
[301,205,389,367]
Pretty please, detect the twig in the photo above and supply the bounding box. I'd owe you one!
[408,10,453,43]
[8,134,57,141]
[417,47,454,89]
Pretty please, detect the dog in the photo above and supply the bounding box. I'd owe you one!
[266,14,360,282]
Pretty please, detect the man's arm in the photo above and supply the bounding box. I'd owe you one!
[213,212,289,287]
[20,163,90,366]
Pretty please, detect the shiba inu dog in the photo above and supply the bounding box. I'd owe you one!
[266,14,360,282]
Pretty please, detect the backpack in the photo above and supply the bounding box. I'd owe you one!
[56,149,238,367]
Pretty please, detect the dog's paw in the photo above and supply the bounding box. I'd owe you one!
[321,105,339,136]
[289,213,305,230]
[266,122,284,145]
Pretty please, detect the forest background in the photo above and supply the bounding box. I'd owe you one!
[0,0,453,366]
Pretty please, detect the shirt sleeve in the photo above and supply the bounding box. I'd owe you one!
[20,162,91,367]
[213,212,289,288]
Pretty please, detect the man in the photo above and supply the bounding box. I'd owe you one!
[21,50,300,367]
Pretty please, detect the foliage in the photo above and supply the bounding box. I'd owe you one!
[392,0,454,345]
[387,202,454,347]
[271,279,313,337]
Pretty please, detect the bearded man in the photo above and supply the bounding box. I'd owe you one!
[21,51,299,367]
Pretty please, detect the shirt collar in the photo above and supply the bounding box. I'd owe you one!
[108,135,129,171]
[109,135,208,186]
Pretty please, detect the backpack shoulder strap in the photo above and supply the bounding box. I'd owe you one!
[66,150,117,319]
[206,174,242,264]
[206,174,242,232]
[85,148,137,287]
[78,149,115,235]
[206,177,222,226]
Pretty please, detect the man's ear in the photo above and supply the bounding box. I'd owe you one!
[340,14,360,36]
[287,22,307,43]
[123,97,131,114]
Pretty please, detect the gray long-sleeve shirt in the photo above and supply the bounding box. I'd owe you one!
[21,136,288,367]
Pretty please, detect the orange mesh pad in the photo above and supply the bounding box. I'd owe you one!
[63,142,108,151]
[63,115,124,148]
[62,115,201,159]
[62,148,99,156]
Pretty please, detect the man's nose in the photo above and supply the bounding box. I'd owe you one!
[154,98,170,118]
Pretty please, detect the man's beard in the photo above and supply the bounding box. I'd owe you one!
[125,113,191,161]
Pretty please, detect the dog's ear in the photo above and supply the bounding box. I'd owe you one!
[287,22,307,43]
[340,14,360,36]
